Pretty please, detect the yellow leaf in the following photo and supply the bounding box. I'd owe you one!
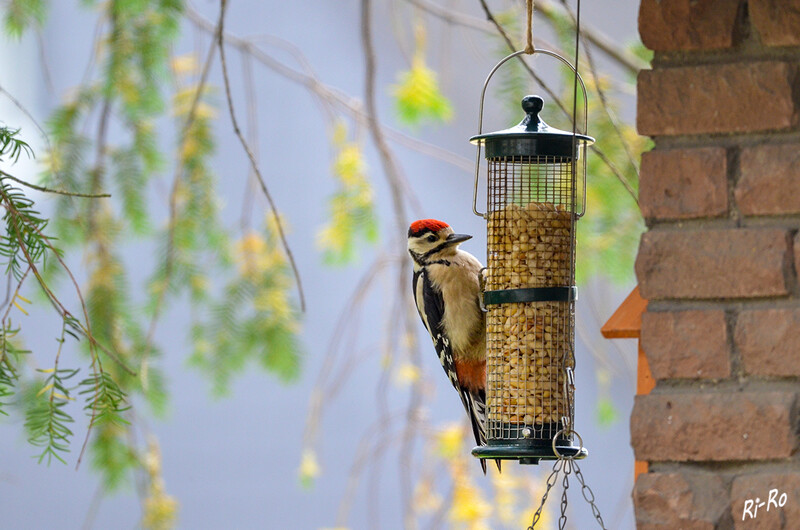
[392,54,453,126]
[450,479,492,525]
[15,294,31,304]
[331,120,348,146]
[171,53,198,75]
[12,299,28,316]
[436,423,464,459]
[298,449,321,487]
[36,383,54,397]
[394,363,420,386]
[194,102,217,120]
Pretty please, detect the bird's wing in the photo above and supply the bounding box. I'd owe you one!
[414,269,493,473]
[414,269,459,388]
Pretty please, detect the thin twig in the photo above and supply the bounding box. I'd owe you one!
[361,3,426,525]
[0,266,31,332]
[79,15,107,90]
[335,411,406,525]
[0,171,111,198]
[183,6,472,174]
[239,48,259,235]
[180,14,219,141]
[74,22,121,467]
[0,182,126,470]
[558,0,640,207]
[404,0,645,74]
[406,0,496,33]
[0,269,14,317]
[479,0,639,204]
[145,15,222,350]
[217,0,306,311]
[537,0,646,74]
[0,83,52,154]
[80,484,105,530]
[35,29,56,96]
[478,0,572,121]
[0,190,133,374]
[589,145,638,204]
[301,254,395,451]
[360,0,408,234]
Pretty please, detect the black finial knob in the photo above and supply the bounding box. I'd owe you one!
[522,95,544,119]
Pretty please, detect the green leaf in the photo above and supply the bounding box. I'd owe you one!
[318,125,378,266]
[91,423,137,491]
[392,57,453,127]
[3,0,48,39]
[259,324,301,383]
[595,398,618,428]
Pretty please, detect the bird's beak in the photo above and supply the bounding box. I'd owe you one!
[445,233,472,246]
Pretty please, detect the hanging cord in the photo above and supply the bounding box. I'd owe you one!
[571,0,581,136]
[564,0,581,423]
[524,0,535,53]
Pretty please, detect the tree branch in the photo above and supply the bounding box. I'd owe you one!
[538,0,647,74]
[218,0,306,311]
[183,6,473,173]
[0,171,111,198]
[478,0,572,121]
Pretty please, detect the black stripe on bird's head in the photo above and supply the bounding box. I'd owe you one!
[407,219,472,265]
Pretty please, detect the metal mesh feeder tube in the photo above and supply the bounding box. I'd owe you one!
[471,94,594,465]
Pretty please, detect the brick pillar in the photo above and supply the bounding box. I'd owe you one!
[633,1,800,528]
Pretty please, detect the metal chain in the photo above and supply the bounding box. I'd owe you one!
[528,459,563,529]
[573,460,607,529]
[558,459,572,529]
[529,433,607,529]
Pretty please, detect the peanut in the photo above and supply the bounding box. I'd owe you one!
[485,201,576,428]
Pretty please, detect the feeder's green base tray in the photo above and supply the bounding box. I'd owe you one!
[472,444,588,465]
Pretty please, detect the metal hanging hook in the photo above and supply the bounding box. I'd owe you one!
[471,49,591,219]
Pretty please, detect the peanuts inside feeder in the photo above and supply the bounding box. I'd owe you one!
[471,91,594,464]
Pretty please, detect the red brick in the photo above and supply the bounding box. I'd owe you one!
[736,143,800,215]
[636,229,790,300]
[635,471,728,529]
[750,0,800,46]
[639,0,743,51]
[640,148,728,220]
[638,62,797,136]
[631,391,798,461]
[731,472,800,528]
[735,309,800,377]
[795,232,800,285]
[641,310,730,380]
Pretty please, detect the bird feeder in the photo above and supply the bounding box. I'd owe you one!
[470,51,594,465]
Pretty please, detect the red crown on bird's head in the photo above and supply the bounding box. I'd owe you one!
[408,219,450,238]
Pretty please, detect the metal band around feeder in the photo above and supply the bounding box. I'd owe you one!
[483,286,577,306]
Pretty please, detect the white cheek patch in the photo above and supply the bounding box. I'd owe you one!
[409,236,439,255]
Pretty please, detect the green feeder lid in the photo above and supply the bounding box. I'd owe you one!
[470,95,595,159]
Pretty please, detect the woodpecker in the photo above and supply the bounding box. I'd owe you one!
[407,219,498,473]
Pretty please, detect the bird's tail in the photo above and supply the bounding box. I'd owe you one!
[461,387,502,474]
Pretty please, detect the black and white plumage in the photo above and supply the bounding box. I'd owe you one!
[407,219,499,474]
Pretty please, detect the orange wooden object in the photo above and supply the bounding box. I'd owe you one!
[601,286,651,480]
[600,286,648,339]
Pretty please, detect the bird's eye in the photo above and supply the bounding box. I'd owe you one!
[427,234,437,242]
